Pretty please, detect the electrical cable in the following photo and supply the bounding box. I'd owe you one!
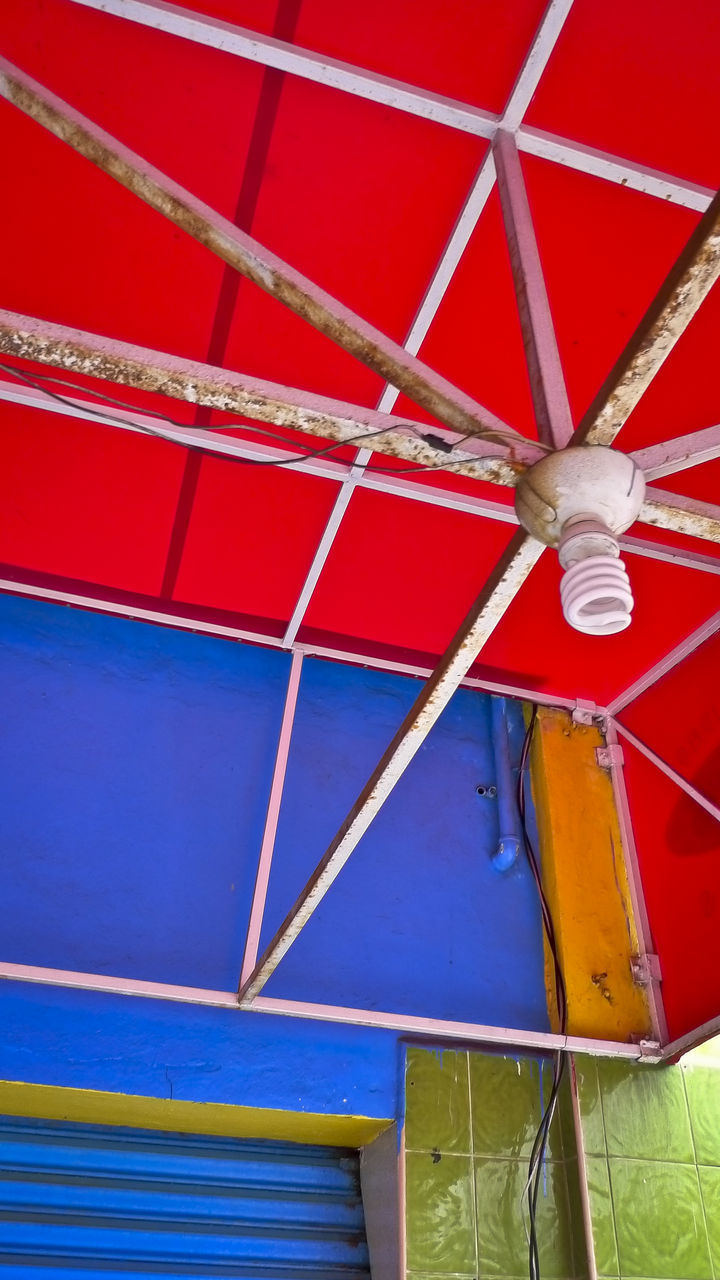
[517,705,568,1280]
[0,359,551,476]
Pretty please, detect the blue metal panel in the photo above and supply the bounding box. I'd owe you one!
[0,1116,369,1279]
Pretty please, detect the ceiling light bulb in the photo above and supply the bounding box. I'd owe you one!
[514,447,645,636]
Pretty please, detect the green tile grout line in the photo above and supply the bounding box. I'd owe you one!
[681,1064,716,1280]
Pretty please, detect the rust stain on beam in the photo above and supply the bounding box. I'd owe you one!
[0,311,536,485]
[0,56,529,453]
[239,529,543,1004]
[640,486,720,544]
[577,187,720,447]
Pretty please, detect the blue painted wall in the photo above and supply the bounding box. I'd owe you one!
[0,594,548,1120]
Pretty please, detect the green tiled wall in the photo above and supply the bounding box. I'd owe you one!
[575,1051,720,1280]
[404,1047,587,1280]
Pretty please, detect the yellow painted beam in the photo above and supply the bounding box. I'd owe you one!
[530,707,650,1041]
[0,1080,391,1148]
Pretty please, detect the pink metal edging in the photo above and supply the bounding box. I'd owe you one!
[0,574,581,709]
[0,960,660,1059]
[608,609,720,715]
[613,719,720,827]
[493,129,574,449]
[602,720,669,1046]
[240,651,303,987]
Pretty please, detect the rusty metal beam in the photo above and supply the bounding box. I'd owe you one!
[493,129,574,448]
[577,188,720,447]
[68,0,712,213]
[630,422,720,480]
[640,485,720,544]
[0,310,542,482]
[238,530,543,1004]
[0,56,525,452]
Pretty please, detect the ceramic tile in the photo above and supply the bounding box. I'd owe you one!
[684,1066,720,1166]
[474,1156,575,1278]
[597,1060,695,1163]
[698,1165,720,1275]
[609,1157,712,1278]
[469,1051,563,1161]
[405,1150,476,1275]
[406,1048,471,1155]
[584,1155,618,1277]
[574,1057,605,1156]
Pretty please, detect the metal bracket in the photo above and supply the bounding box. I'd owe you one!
[630,953,662,987]
[573,699,597,726]
[596,743,624,768]
[637,1039,663,1062]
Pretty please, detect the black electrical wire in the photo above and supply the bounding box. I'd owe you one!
[0,359,550,476]
[517,705,568,1280]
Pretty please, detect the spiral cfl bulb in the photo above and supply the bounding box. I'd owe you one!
[514,446,646,637]
[558,518,634,635]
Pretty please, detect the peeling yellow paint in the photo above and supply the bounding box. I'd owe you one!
[0,1080,391,1148]
[529,707,650,1041]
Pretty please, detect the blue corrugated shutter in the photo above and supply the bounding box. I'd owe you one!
[0,1115,370,1278]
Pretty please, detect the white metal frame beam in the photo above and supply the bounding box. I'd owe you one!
[608,609,720,715]
[631,422,720,480]
[239,530,543,1004]
[67,0,713,212]
[493,128,574,448]
[0,959,660,1059]
[612,719,720,826]
[0,310,535,482]
[281,0,576,645]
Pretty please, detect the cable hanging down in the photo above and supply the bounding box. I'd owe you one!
[0,359,551,477]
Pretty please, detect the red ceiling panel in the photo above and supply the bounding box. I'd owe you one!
[302,487,517,656]
[474,548,720,706]
[0,0,266,220]
[172,455,340,621]
[611,284,720,458]
[525,0,720,190]
[622,738,720,1039]
[222,75,486,402]
[621,628,720,812]
[296,0,548,114]
[521,154,700,426]
[0,102,225,361]
[0,401,185,594]
[392,188,538,437]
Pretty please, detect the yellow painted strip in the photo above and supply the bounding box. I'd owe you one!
[530,707,650,1041]
[0,1081,391,1148]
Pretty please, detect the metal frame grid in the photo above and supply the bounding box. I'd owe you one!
[1,0,719,1057]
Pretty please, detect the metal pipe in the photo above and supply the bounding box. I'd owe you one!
[490,697,522,872]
